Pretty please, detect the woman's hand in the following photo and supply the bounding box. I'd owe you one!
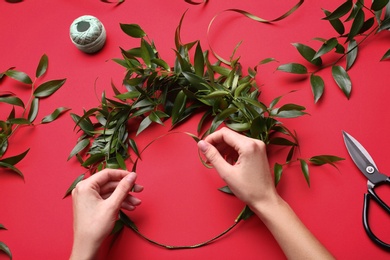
[70,169,143,260]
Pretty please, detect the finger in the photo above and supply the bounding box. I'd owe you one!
[197,140,231,177]
[107,172,137,208]
[86,169,132,188]
[204,127,248,154]
[132,184,144,193]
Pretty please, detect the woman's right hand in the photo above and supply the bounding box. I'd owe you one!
[197,127,279,209]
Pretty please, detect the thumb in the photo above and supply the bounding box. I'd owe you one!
[198,140,231,177]
[109,172,136,208]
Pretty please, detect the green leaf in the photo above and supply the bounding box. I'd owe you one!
[33,79,66,98]
[5,70,32,84]
[71,113,95,135]
[371,0,390,11]
[129,138,140,158]
[236,205,254,222]
[0,241,12,260]
[274,163,283,186]
[27,98,39,123]
[0,161,24,178]
[63,174,85,198]
[309,155,345,166]
[299,159,310,187]
[322,0,353,20]
[332,65,352,99]
[116,153,127,170]
[194,42,205,77]
[0,96,24,107]
[140,39,151,67]
[150,58,170,70]
[136,116,153,135]
[277,63,307,74]
[346,39,358,70]
[82,153,105,167]
[41,107,70,124]
[210,107,238,133]
[359,17,375,34]
[380,48,390,61]
[292,43,322,66]
[0,149,29,165]
[218,185,234,195]
[347,9,364,42]
[171,90,187,125]
[68,139,90,160]
[322,9,345,35]
[310,74,325,103]
[36,54,48,78]
[120,24,146,38]
[7,118,30,125]
[0,224,6,230]
[312,38,338,60]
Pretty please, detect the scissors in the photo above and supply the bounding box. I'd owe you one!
[343,131,390,250]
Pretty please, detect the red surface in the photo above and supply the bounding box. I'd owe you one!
[1,0,390,259]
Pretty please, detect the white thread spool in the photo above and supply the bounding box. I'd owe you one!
[69,15,106,54]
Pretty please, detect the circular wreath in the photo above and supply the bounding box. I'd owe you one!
[65,13,343,248]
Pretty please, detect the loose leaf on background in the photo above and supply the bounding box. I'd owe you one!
[309,155,345,167]
[0,241,12,260]
[33,79,66,98]
[332,65,352,99]
[36,54,48,78]
[41,107,70,124]
[0,224,6,230]
[310,74,325,103]
[5,70,32,84]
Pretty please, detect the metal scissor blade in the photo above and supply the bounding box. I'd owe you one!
[342,131,380,181]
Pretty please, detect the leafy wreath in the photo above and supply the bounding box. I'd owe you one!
[65,10,343,248]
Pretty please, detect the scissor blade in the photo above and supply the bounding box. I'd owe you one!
[342,131,380,180]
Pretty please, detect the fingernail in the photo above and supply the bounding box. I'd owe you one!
[197,140,209,153]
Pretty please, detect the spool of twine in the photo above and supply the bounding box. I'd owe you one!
[69,15,106,54]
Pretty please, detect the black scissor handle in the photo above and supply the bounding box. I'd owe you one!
[363,193,390,250]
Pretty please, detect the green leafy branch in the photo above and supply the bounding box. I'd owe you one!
[0,54,69,178]
[277,0,390,103]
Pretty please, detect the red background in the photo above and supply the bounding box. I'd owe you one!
[1,0,390,259]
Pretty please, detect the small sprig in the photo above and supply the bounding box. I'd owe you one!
[277,0,390,103]
[0,54,69,178]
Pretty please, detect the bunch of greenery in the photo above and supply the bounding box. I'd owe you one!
[0,54,69,178]
[66,12,343,248]
[0,54,68,259]
[277,0,390,103]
